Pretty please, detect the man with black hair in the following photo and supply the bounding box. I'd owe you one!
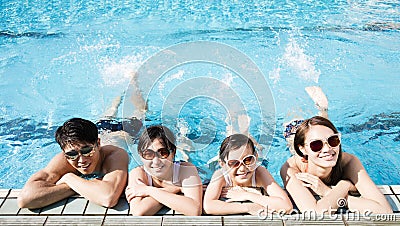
[18,118,128,209]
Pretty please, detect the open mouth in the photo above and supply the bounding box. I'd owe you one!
[235,172,249,179]
[151,166,163,172]
[320,153,336,161]
[78,163,90,169]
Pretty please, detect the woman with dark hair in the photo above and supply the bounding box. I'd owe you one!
[203,134,292,215]
[125,125,202,216]
[280,116,392,214]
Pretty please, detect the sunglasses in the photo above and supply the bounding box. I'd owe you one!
[226,155,257,169]
[64,145,96,161]
[141,148,171,160]
[306,134,341,152]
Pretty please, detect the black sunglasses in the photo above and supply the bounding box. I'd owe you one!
[141,148,171,160]
[306,134,341,152]
[64,145,96,161]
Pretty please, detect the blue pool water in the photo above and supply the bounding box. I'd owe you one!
[1,0,399,188]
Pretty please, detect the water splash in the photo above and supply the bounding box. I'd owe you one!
[282,38,320,83]
[99,55,145,87]
[158,70,184,91]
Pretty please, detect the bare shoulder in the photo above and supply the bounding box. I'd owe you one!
[341,152,364,172]
[100,145,129,172]
[342,152,357,160]
[281,156,302,174]
[178,161,201,181]
[101,145,129,161]
[255,165,270,175]
[210,169,224,181]
[128,166,149,184]
[130,165,146,175]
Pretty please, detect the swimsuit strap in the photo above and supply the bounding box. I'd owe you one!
[223,171,233,187]
[252,168,257,187]
[143,163,180,187]
[172,161,180,185]
[143,167,153,186]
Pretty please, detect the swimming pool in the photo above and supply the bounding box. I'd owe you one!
[1,0,399,188]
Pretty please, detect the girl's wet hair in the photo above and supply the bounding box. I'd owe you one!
[138,125,176,154]
[294,116,343,185]
[219,134,255,162]
[55,118,98,149]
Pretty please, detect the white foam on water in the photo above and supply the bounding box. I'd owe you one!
[100,55,145,87]
[282,38,320,83]
[269,67,281,84]
[158,70,184,91]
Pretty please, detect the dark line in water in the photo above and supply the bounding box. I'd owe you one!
[0,30,64,39]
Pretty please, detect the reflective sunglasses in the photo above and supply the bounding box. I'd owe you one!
[141,148,170,160]
[306,134,341,152]
[226,155,256,168]
[64,145,96,161]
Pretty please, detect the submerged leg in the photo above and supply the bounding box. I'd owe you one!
[284,86,329,155]
[102,95,123,118]
[225,113,263,151]
[128,72,147,120]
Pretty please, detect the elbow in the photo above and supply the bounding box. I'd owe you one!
[17,193,36,209]
[282,202,293,214]
[191,205,202,216]
[131,209,147,216]
[183,202,202,216]
[17,196,29,209]
[202,202,213,215]
[99,194,120,208]
[185,207,202,216]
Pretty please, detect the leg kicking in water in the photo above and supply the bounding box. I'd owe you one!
[284,86,329,155]
[97,72,147,150]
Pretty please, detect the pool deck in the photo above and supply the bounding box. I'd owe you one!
[1,185,399,225]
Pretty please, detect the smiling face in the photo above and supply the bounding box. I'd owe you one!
[299,125,340,169]
[221,144,257,187]
[140,138,174,180]
[63,140,100,175]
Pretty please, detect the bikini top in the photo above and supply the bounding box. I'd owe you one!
[145,161,181,186]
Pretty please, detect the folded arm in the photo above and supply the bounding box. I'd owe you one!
[126,165,202,216]
[203,170,263,215]
[343,154,392,213]
[17,154,76,209]
[281,161,352,214]
[251,167,292,212]
[58,146,128,207]
[126,167,167,216]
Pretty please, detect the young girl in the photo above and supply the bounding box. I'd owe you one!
[280,116,392,214]
[203,134,292,215]
[125,125,202,216]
